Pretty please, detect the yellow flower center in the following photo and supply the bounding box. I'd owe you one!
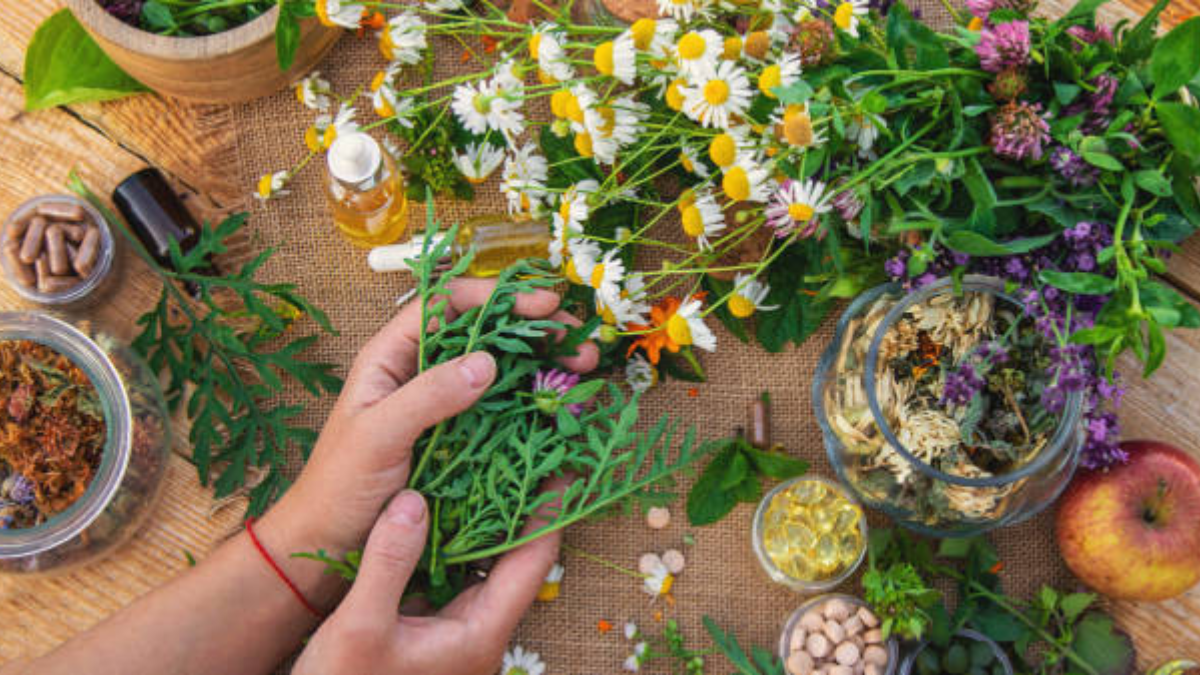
[631,19,656,50]
[565,95,585,124]
[574,132,594,157]
[834,2,855,30]
[666,79,686,111]
[681,205,706,238]
[659,573,675,595]
[783,110,814,147]
[703,79,731,105]
[723,166,751,202]
[379,31,395,61]
[323,125,338,148]
[375,96,394,118]
[594,41,615,76]
[679,188,696,210]
[666,314,693,346]
[759,65,782,98]
[315,0,332,26]
[304,125,322,152]
[559,199,573,224]
[680,151,695,173]
[743,31,770,60]
[597,106,616,135]
[295,84,307,105]
[788,202,815,222]
[551,89,574,119]
[257,174,275,198]
[722,36,742,60]
[473,94,491,114]
[729,294,756,318]
[538,69,557,85]
[530,33,543,60]
[677,32,706,61]
[371,70,387,92]
[590,262,607,289]
[565,258,583,284]
[709,133,737,167]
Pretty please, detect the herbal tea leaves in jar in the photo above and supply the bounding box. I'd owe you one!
[0,339,106,529]
[824,280,1078,533]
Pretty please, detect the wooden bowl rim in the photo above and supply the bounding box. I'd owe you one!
[66,0,280,61]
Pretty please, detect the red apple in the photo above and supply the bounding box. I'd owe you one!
[1056,440,1200,601]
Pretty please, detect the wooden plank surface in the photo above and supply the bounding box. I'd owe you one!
[1,0,1199,670]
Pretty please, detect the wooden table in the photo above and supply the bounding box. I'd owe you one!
[1,0,1199,670]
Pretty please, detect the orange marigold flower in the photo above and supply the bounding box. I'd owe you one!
[989,561,1005,574]
[597,619,614,634]
[627,297,682,365]
[687,388,699,397]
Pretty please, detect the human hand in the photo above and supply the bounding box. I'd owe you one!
[257,279,597,604]
[291,487,558,675]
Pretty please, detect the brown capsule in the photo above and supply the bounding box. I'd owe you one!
[36,200,86,221]
[61,223,87,243]
[74,227,101,277]
[67,242,79,264]
[4,242,35,288]
[18,216,47,264]
[34,255,49,284]
[749,394,771,449]
[6,216,31,242]
[46,224,70,276]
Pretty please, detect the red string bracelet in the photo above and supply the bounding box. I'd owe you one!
[245,517,325,619]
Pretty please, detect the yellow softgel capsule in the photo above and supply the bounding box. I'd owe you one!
[760,479,865,582]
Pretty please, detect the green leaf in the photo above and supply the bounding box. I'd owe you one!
[774,79,814,105]
[936,538,972,559]
[687,446,741,526]
[1072,612,1136,675]
[1150,17,1200,100]
[1039,270,1117,295]
[23,10,148,110]
[1060,592,1096,623]
[1062,0,1108,23]
[743,446,809,480]
[1144,319,1166,377]
[1158,103,1200,162]
[1079,137,1124,171]
[944,230,1058,256]
[1135,169,1174,197]
[141,0,177,31]
[969,604,1027,642]
[720,450,751,490]
[1121,0,1172,63]
[561,379,605,404]
[1054,81,1082,105]
[275,3,301,71]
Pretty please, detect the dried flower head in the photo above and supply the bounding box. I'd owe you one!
[989,101,1050,161]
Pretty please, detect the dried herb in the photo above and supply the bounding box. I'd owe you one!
[300,200,716,604]
[69,173,342,515]
[0,340,106,528]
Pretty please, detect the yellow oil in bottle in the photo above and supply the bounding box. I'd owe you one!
[456,215,551,277]
[325,132,409,249]
[760,479,864,581]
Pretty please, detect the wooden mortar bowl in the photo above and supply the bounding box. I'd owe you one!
[65,0,342,104]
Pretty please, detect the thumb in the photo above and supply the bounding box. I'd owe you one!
[361,351,497,454]
[341,490,429,619]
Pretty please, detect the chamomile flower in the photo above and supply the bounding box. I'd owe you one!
[673,29,723,80]
[626,354,657,392]
[379,11,426,64]
[294,71,331,110]
[451,79,525,142]
[721,154,772,203]
[642,556,676,597]
[666,298,717,352]
[683,60,752,129]
[624,642,649,672]
[764,177,830,238]
[594,33,637,85]
[536,563,565,602]
[315,0,364,29]
[597,287,650,329]
[792,0,819,21]
[501,143,549,214]
[424,0,466,11]
[584,96,648,165]
[530,25,574,82]
[707,130,743,168]
[564,238,601,284]
[624,621,640,640]
[501,645,546,675]
[774,104,827,149]
[679,143,710,178]
[847,112,886,158]
[493,59,525,100]
[550,180,598,265]
[758,53,802,98]
[255,171,289,200]
[305,104,359,151]
[371,67,402,118]
[830,0,869,37]
[453,142,505,183]
[588,248,627,301]
[728,273,779,317]
[679,189,724,250]
[656,0,709,23]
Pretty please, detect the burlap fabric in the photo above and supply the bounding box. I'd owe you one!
[231,1,1085,670]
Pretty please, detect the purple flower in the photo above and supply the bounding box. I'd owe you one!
[989,101,1050,161]
[976,21,1031,73]
[1050,147,1099,187]
[99,0,143,23]
[942,363,986,406]
[533,368,584,416]
[884,254,908,280]
[832,189,865,222]
[950,251,971,267]
[966,0,997,17]
[1066,24,1114,47]
[1081,410,1127,469]
[7,475,34,505]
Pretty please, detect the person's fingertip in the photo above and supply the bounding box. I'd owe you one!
[387,490,426,526]
[459,351,496,389]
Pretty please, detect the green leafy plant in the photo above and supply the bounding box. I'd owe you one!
[703,617,786,675]
[304,200,717,604]
[23,10,148,111]
[69,173,341,515]
[862,528,943,641]
[686,435,809,526]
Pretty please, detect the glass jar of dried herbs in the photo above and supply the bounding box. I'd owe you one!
[0,312,170,574]
[814,277,1083,538]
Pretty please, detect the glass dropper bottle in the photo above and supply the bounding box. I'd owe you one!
[368,215,550,277]
[325,132,409,248]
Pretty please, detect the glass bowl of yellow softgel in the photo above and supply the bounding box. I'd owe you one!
[752,476,868,592]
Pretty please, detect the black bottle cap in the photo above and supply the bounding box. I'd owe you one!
[112,168,201,269]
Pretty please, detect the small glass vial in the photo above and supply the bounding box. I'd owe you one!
[368,215,550,277]
[325,132,409,248]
